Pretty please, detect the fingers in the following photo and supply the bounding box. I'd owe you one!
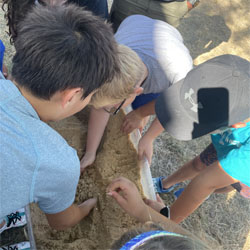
[138,145,144,161]
[156,194,163,203]
[143,198,151,206]
[121,119,134,134]
[80,161,90,173]
[80,152,96,173]
[79,197,97,216]
[138,145,151,164]
[107,191,127,207]
[106,177,130,193]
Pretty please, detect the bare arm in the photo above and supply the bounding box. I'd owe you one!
[136,100,156,117]
[106,177,195,236]
[121,100,156,134]
[45,198,97,230]
[138,118,164,164]
[80,107,110,171]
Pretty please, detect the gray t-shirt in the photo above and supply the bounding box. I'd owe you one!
[0,72,80,217]
[115,15,193,94]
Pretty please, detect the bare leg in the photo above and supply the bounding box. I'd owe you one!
[162,143,217,189]
[162,156,206,189]
[214,185,235,193]
[170,162,238,223]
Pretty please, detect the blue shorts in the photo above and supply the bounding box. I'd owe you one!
[68,0,108,19]
[131,93,160,110]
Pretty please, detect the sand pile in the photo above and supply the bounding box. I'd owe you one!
[30,109,143,250]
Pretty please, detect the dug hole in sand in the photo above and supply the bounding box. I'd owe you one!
[30,108,148,250]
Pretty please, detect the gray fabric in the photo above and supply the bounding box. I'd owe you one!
[111,0,188,30]
[155,54,250,140]
[115,15,193,94]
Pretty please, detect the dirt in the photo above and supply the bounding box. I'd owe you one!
[151,1,250,249]
[1,0,250,249]
[30,109,143,250]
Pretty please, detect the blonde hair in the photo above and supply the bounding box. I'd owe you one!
[90,44,145,108]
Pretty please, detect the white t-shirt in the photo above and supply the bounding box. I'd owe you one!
[115,15,193,94]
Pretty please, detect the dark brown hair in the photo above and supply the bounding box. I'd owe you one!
[2,0,35,44]
[11,4,120,99]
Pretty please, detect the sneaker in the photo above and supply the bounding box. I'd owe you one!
[0,241,30,250]
[173,187,185,200]
[0,209,27,234]
[153,176,181,194]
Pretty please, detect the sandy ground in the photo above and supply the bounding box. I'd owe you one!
[30,109,143,250]
[0,0,250,249]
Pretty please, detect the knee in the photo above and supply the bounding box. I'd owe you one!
[191,156,205,172]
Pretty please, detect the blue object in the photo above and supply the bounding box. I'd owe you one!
[68,0,108,19]
[120,230,185,250]
[153,176,180,194]
[174,187,184,200]
[0,40,5,72]
[132,93,160,110]
[211,122,250,187]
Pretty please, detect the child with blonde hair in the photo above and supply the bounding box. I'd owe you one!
[81,14,193,171]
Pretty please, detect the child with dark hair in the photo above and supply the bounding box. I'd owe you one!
[0,3,119,235]
[1,0,108,44]
[107,177,210,250]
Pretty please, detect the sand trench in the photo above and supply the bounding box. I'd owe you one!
[30,109,143,250]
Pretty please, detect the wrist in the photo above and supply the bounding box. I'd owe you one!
[142,133,154,143]
[134,108,144,119]
[136,204,151,223]
[84,150,96,156]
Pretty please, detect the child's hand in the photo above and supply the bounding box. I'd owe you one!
[107,177,148,222]
[138,135,154,164]
[121,110,144,134]
[80,152,96,173]
[144,194,165,213]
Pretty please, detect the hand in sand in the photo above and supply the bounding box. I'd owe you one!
[121,110,144,134]
[107,177,148,222]
[79,197,97,216]
[80,152,96,173]
[138,135,154,164]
